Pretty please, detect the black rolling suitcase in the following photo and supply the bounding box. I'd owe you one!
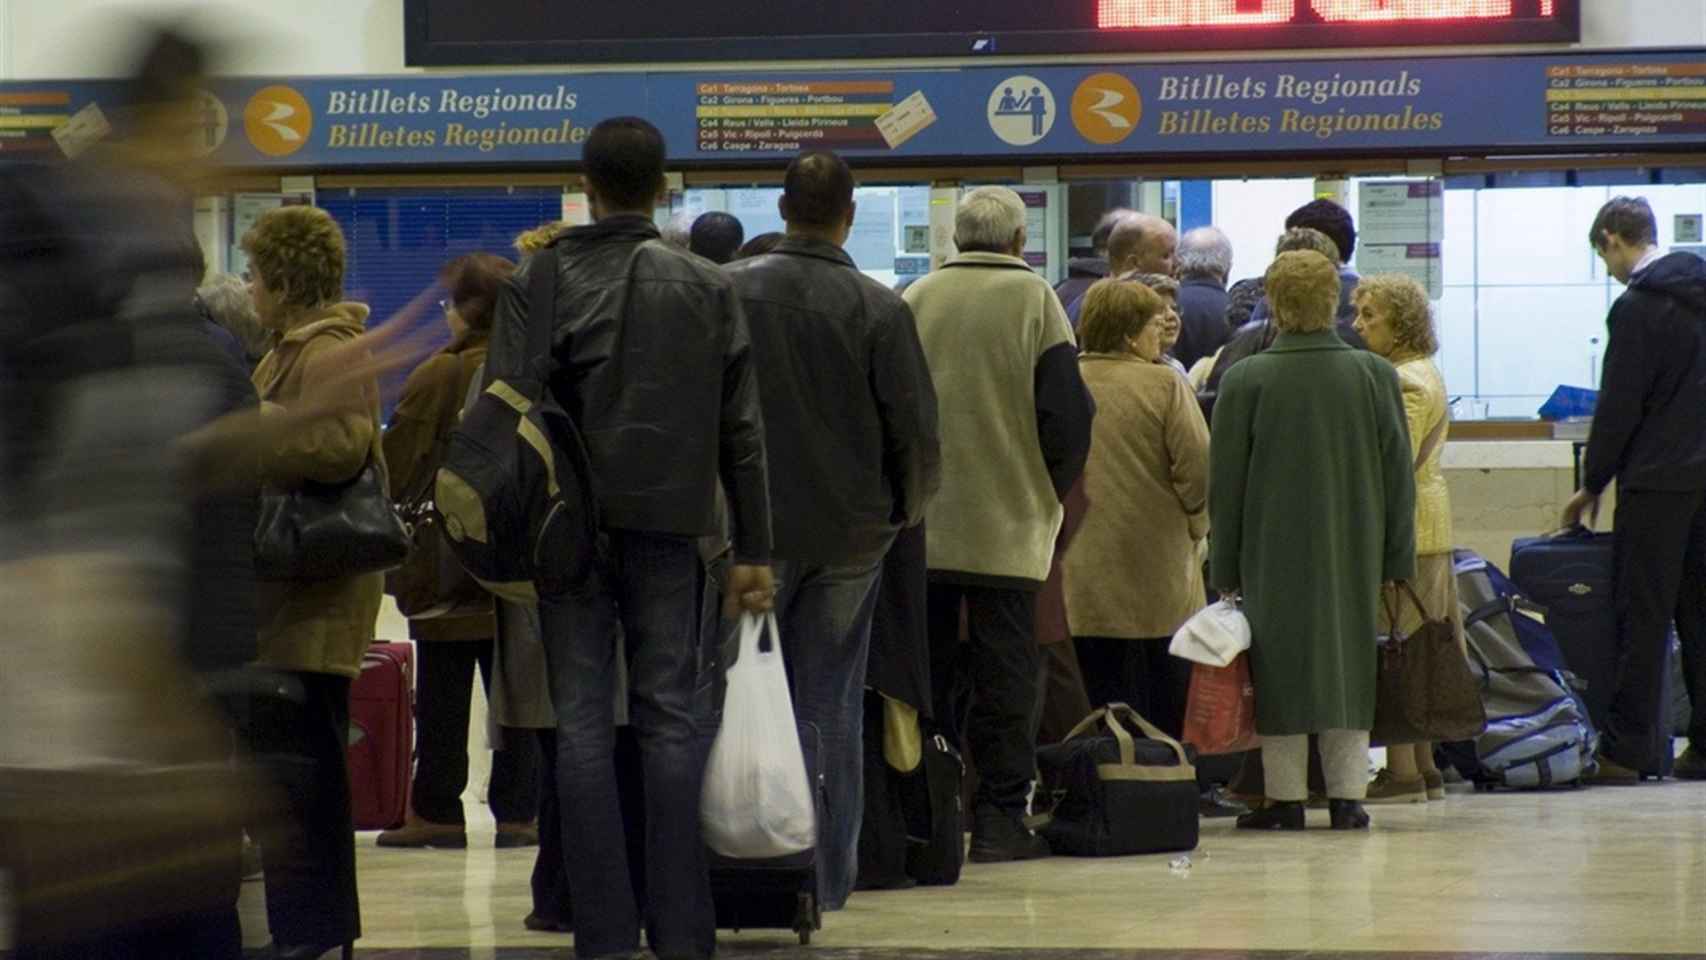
[708,722,825,946]
[1510,527,1675,778]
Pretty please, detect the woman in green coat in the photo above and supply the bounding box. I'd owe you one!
[1208,251,1417,832]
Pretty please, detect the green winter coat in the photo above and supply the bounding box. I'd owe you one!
[1208,330,1417,735]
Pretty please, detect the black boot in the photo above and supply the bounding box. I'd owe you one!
[968,805,1051,863]
[1329,799,1371,830]
[1235,800,1305,831]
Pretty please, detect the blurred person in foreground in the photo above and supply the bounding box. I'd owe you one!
[1352,274,1462,805]
[379,253,541,850]
[0,24,267,960]
[489,117,774,960]
[724,151,940,908]
[1209,251,1415,833]
[904,186,1093,862]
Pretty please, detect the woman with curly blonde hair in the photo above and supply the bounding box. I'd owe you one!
[1352,273,1459,805]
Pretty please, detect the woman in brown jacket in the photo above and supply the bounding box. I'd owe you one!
[241,206,382,960]
[378,253,540,849]
[1063,279,1211,733]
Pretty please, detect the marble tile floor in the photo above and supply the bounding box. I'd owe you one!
[213,779,1706,958]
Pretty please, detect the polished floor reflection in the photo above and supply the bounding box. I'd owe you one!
[221,778,1706,958]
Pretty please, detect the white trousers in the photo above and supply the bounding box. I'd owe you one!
[1261,729,1370,801]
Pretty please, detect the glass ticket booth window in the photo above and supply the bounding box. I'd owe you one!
[673,186,934,287]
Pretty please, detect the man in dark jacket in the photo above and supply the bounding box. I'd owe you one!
[724,151,940,910]
[1173,225,1235,370]
[1565,196,1706,783]
[489,117,775,960]
[1054,207,1133,309]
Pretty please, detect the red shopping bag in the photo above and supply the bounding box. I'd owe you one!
[1182,653,1259,755]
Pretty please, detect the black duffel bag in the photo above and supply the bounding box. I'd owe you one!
[1037,703,1198,857]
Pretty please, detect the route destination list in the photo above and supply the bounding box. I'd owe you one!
[695,80,894,153]
[1547,62,1706,139]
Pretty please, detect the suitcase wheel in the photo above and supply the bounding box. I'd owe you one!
[794,891,820,945]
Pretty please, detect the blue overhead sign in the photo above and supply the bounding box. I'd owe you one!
[3,50,1703,167]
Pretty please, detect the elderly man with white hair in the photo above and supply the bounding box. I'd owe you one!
[902,186,1094,863]
[1173,226,1236,370]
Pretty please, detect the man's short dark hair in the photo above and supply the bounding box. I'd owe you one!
[583,117,666,212]
[781,152,855,229]
[690,211,745,265]
[1285,199,1357,263]
[1591,196,1658,250]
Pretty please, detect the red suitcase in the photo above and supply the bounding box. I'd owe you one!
[348,642,414,830]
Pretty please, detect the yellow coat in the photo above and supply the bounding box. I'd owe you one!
[251,304,385,678]
[1395,354,1453,557]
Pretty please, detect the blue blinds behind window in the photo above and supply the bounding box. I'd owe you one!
[321,185,561,328]
[320,186,561,419]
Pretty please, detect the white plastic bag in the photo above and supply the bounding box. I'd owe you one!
[1169,599,1252,667]
[700,612,816,859]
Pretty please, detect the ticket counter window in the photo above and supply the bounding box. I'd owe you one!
[676,185,932,287]
[1193,175,1706,420]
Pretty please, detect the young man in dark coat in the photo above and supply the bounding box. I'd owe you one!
[724,151,941,909]
[1565,196,1706,782]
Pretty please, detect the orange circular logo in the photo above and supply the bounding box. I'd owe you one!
[1071,73,1142,146]
[244,85,312,157]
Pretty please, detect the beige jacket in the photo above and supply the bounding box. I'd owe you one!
[1395,354,1453,557]
[904,252,1075,584]
[1063,354,1210,639]
[252,304,385,678]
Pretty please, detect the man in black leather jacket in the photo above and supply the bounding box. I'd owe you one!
[1566,196,1706,782]
[724,151,941,911]
[489,117,774,960]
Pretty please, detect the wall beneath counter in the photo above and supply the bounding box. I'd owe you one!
[1441,440,1614,570]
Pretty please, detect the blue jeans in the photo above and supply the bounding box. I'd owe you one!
[772,559,883,911]
[540,531,714,960]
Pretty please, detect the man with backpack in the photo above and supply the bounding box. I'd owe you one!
[487,117,774,960]
[1565,196,1706,783]
[724,151,941,910]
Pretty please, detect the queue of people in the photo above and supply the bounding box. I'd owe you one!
[7,37,1703,955]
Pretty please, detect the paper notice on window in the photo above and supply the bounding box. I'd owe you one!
[875,91,937,150]
[52,103,111,159]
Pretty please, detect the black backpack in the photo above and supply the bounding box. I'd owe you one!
[435,243,606,603]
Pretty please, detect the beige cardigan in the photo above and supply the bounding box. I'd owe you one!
[1062,353,1210,639]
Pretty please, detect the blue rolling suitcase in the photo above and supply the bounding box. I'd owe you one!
[1509,528,1674,778]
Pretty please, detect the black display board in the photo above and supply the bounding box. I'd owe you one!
[405,0,1580,67]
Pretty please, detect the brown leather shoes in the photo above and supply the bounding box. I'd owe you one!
[376,812,468,849]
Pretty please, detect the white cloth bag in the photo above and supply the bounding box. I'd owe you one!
[700,612,816,859]
[1169,599,1252,667]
